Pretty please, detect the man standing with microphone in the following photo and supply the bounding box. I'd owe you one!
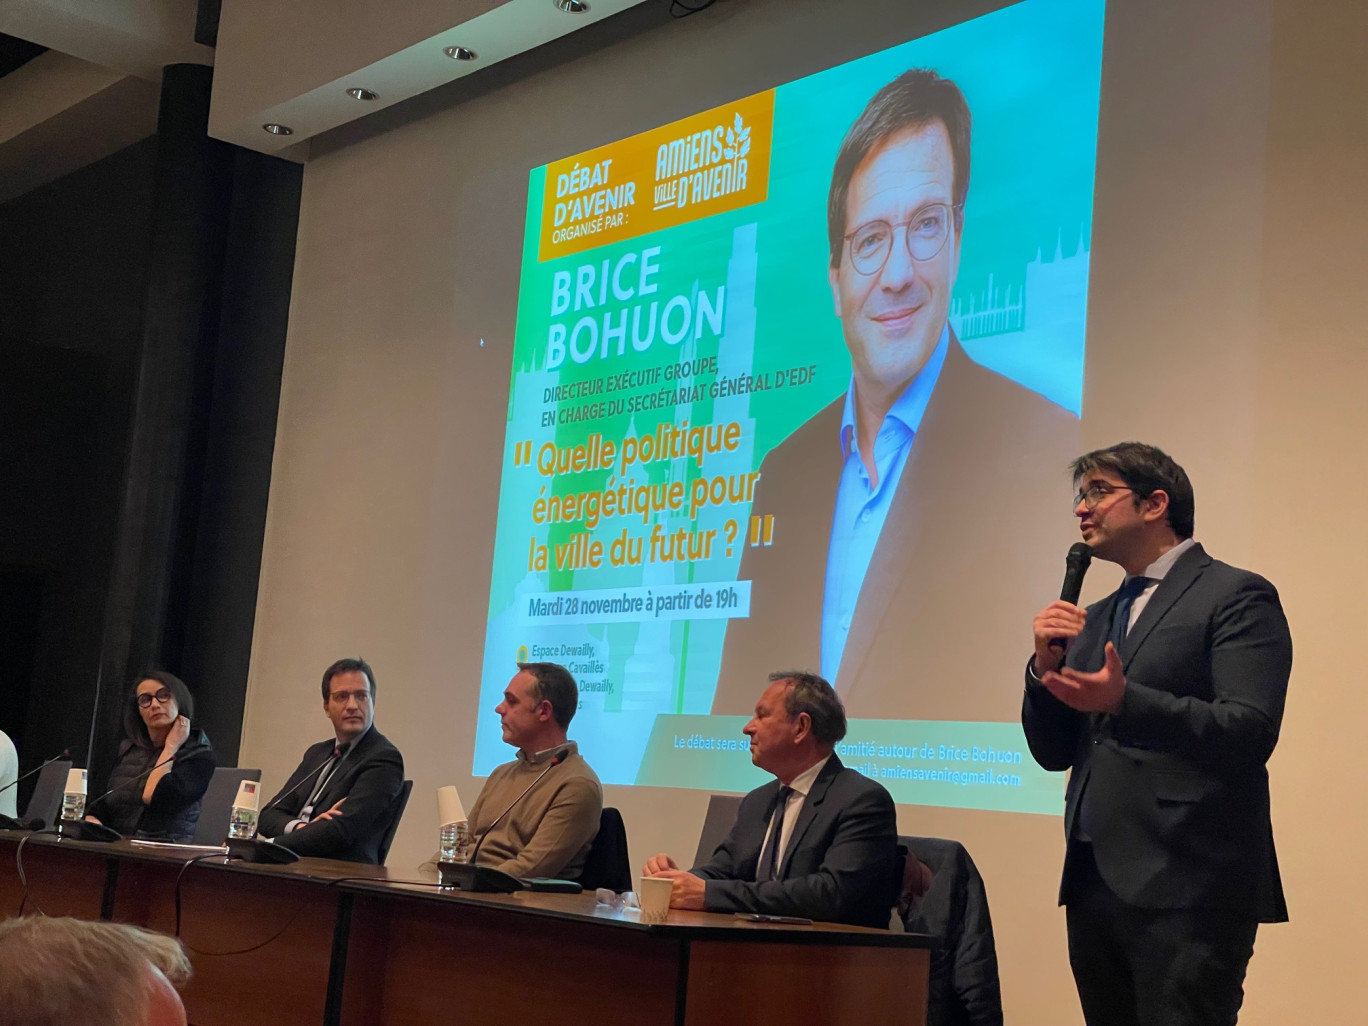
[1024,442,1292,1026]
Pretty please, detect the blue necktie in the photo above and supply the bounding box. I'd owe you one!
[1109,576,1153,650]
[1076,576,1152,843]
[756,786,793,882]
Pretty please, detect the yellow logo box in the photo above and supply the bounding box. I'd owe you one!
[538,89,775,263]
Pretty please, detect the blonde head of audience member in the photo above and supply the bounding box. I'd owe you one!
[0,916,191,1026]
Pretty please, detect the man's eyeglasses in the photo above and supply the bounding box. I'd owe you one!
[843,202,962,276]
[136,689,173,708]
[329,690,372,705]
[1074,484,1135,511]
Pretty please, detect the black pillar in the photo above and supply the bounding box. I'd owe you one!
[173,149,301,767]
[89,63,233,778]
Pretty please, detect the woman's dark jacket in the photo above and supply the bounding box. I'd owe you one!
[86,729,214,842]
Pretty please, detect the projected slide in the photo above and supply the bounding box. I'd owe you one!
[476,0,1104,814]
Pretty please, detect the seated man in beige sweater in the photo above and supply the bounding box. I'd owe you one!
[467,662,603,880]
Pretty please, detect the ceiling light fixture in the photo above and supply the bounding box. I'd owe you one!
[443,45,477,60]
[262,123,293,135]
[556,0,589,12]
[346,87,378,101]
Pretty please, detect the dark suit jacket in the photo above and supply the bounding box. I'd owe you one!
[1022,543,1292,921]
[258,727,404,864]
[899,836,1003,1026]
[713,341,1078,720]
[692,754,899,928]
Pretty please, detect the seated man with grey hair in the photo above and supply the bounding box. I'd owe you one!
[645,670,900,928]
[0,916,192,1026]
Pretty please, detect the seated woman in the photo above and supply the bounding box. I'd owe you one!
[85,672,215,842]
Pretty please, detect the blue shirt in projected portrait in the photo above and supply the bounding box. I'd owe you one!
[820,327,950,685]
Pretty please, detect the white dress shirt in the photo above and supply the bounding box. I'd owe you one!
[1120,537,1197,632]
[758,754,832,874]
[822,327,949,684]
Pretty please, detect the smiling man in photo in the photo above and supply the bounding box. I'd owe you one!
[714,68,1078,722]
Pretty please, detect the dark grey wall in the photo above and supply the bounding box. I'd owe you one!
[0,140,156,789]
[0,86,301,797]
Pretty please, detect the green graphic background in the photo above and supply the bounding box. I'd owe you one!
[474,0,1105,814]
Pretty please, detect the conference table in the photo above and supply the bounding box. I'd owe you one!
[0,830,930,1026]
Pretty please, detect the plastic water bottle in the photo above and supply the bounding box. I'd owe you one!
[228,780,260,840]
[61,791,85,820]
[61,768,87,821]
[439,820,471,863]
[228,804,258,840]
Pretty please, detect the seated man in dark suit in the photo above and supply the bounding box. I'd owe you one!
[258,657,404,864]
[645,671,899,928]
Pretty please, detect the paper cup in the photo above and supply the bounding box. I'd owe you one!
[65,768,87,795]
[437,785,466,827]
[233,779,259,811]
[638,876,673,923]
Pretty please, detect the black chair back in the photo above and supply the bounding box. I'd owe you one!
[23,759,72,828]
[376,780,413,866]
[578,807,631,891]
[691,793,742,869]
[192,767,262,845]
[898,835,1003,1026]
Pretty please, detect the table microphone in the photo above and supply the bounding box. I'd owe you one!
[0,748,70,799]
[260,749,342,815]
[74,744,203,843]
[440,747,570,892]
[0,749,71,830]
[468,747,571,866]
[1049,542,1094,653]
[85,746,193,811]
[226,747,342,865]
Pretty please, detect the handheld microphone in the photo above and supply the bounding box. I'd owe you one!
[441,747,571,893]
[1049,542,1094,653]
[1060,542,1094,604]
[0,749,70,799]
